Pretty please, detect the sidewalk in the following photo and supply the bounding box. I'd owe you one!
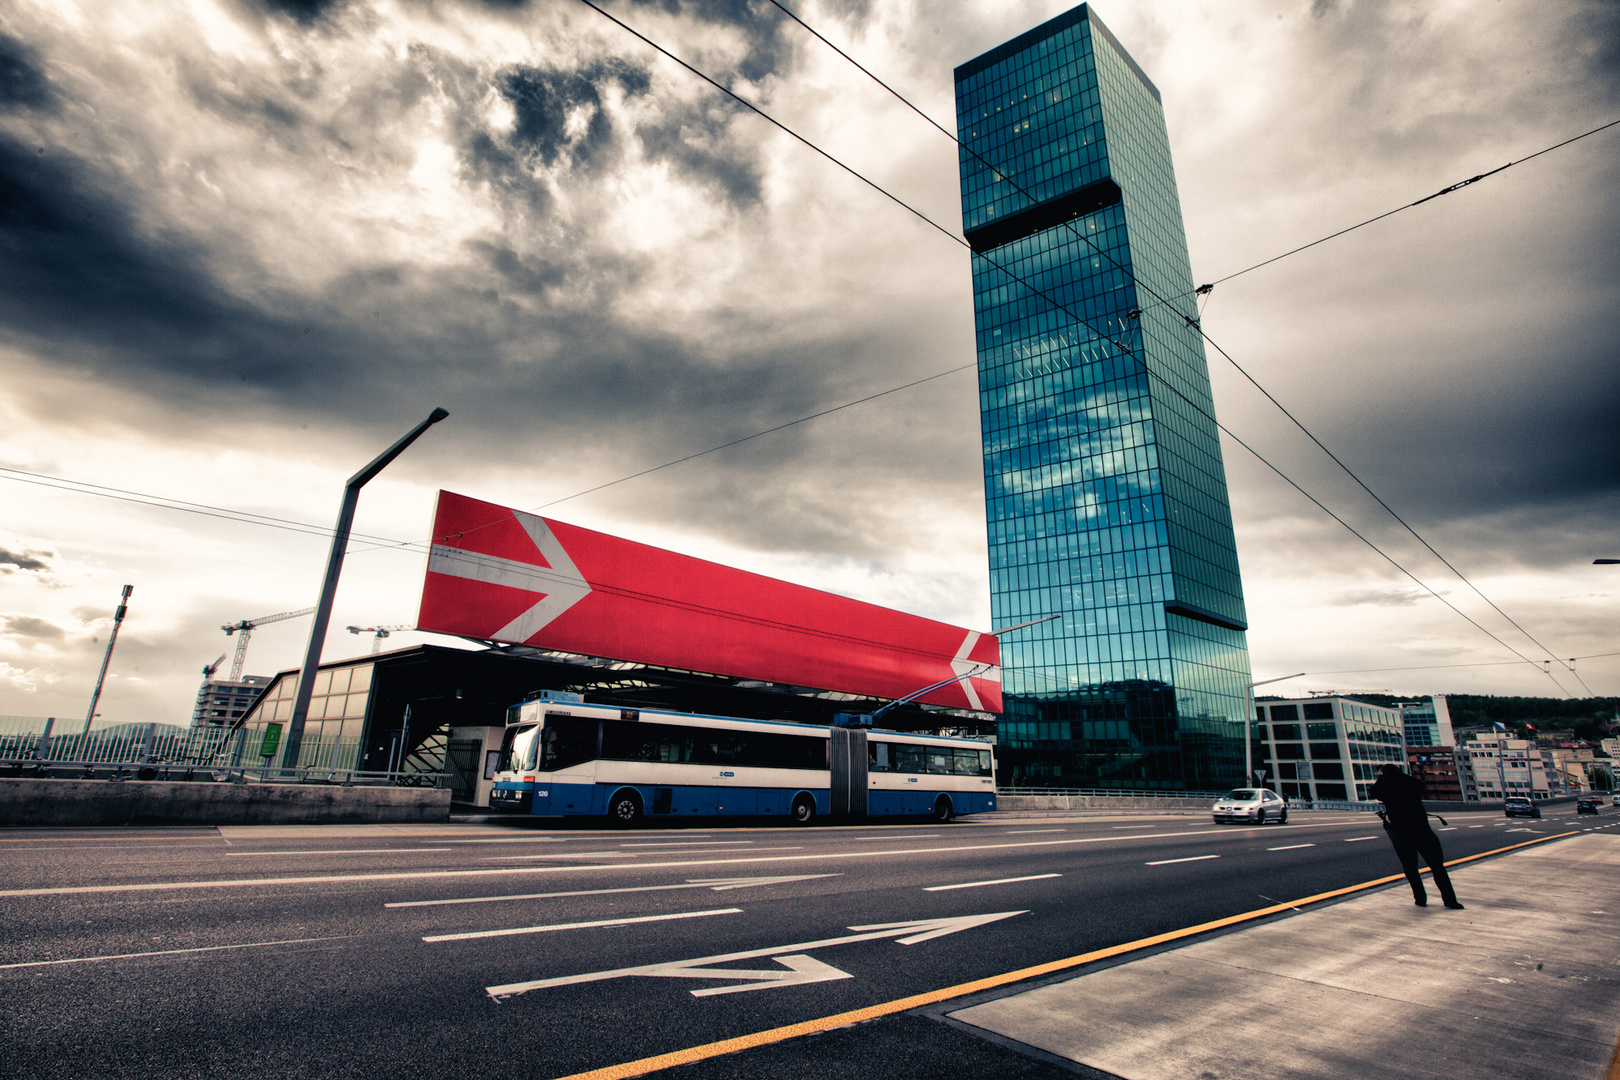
[944,832,1620,1080]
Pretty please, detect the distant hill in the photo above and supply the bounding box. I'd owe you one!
[1338,694,1620,741]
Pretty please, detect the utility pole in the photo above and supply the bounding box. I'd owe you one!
[83,584,133,734]
[281,408,448,771]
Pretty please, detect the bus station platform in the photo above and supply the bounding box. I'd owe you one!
[937,831,1620,1080]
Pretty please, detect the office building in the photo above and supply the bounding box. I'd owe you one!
[1463,732,1549,800]
[1406,745,1465,802]
[955,5,1251,789]
[1257,696,1405,803]
[1398,695,1455,748]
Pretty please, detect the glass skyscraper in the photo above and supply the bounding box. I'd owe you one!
[955,5,1253,790]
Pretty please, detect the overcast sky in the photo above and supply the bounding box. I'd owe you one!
[2,0,1616,728]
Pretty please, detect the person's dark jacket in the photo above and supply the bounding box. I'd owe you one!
[1369,769,1429,833]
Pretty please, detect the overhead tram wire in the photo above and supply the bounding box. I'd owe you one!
[531,362,976,510]
[24,6,1559,692]
[4,453,1600,695]
[760,0,1592,691]
[1201,117,1620,290]
[452,0,1576,694]
[0,465,409,549]
[1298,651,1620,678]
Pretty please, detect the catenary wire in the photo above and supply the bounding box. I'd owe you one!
[5,9,1586,694]
[457,0,1578,694]
[1203,117,1620,288]
[533,362,975,509]
[401,0,1579,691]
[1297,651,1620,677]
[759,0,1593,689]
[0,467,405,548]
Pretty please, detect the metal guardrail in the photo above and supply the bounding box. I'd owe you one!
[997,786,1232,799]
[0,719,444,787]
[0,758,447,787]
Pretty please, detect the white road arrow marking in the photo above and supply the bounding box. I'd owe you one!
[485,909,1028,1001]
[684,955,854,997]
[426,509,591,642]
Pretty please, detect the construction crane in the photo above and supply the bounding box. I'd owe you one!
[222,608,316,681]
[346,624,413,655]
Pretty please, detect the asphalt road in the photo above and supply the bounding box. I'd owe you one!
[1,804,1605,1080]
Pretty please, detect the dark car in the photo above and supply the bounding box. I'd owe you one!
[1504,796,1541,818]
[1576,798,1599,815]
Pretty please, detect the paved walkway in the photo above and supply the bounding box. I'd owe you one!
[947,832,1620,1080]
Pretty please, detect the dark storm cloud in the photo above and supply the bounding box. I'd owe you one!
[502,59,650,167]
[0,34,53,110]
[0,136,277,384]
[0,121,862,539]
[239,0,350,25]
[0,547,53,574]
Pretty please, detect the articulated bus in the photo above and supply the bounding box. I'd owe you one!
[488,691,996,825]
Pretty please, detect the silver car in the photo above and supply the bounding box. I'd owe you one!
[1212,787,1289,825]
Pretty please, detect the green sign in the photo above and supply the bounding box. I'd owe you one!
[260,723,283,758]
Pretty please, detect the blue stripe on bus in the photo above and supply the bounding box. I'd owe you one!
[506,784,994,818]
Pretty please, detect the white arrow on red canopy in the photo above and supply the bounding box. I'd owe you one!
[424,509,591,642]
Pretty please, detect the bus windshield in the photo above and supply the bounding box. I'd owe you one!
[498,724,540,773]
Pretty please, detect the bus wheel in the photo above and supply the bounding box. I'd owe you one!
[608,790,643,828]
[932,795,954,823]
[790,794,816,826]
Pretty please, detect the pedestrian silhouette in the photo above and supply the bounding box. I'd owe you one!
[1369,764,1464,909]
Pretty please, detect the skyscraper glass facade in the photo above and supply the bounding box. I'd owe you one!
[955,5,1253,790]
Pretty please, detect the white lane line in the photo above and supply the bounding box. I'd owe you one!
[1344,836,1380,843]
[999,829,1066,836]
[619,841,755,848]
[423,907,741,943]
[923,873,1061,892]
[485,847,805,861]
[0,935,353,970]
[1267,843,1315,851]
[384,874,841,908]
[483,853,641,861]
[1147,855,1220,866]
[226,849,445,857]
[1468,825,1486,828]
[0,824,1385,898]
[427,838,568,845]
[1438,827,1457,831]
[855,834,940,841]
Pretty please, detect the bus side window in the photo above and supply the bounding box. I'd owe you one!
[540,718,599,771]
[953,749,978,775]
[977,749,993,776]
[869,743,891,773]
[894,745,924,774]
[926,750,952,775]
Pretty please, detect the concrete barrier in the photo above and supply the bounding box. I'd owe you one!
[0,777,451,826]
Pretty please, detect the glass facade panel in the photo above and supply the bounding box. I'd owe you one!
[956,4,1250,790]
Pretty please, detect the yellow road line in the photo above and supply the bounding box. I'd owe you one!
[553,830,1580,1080]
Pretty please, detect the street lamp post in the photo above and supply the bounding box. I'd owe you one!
[1243,672,1305,787]
[280,408,449,772]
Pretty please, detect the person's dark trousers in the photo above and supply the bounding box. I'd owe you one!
[1391,827,1459,906]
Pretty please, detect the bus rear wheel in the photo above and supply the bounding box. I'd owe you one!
[608,790,643,828]
[790,794,816,826]
[932,795,954,823]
